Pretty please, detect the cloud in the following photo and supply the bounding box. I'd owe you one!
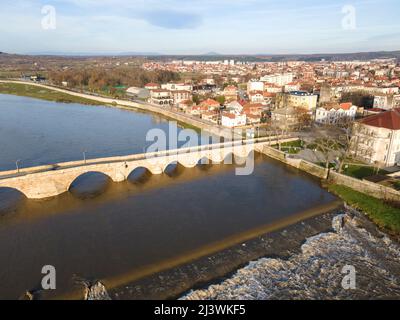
[142,10,202,29]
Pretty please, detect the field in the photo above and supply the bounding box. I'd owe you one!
[0,82,106,105]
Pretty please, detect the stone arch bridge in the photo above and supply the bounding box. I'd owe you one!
[0,137,295,199]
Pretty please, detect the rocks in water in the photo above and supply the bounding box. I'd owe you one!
[332,214,346,233]
[84,281,111,300]
[182,211,400,300]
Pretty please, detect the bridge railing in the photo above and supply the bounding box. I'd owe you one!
[0,135,297,179]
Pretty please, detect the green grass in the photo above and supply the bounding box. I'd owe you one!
[273,140,303,154]
[342,165,388,179]
[327,184,400,234]
[0,82,106,106]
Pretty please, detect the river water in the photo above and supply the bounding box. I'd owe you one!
[0,94,339,299]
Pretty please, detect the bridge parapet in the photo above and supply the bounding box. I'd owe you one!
[0,137,298,199]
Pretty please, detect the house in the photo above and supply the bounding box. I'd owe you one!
[246,114,261,125]
[145,83,159,90]
[150,89,173,106]
[248,91,265,103]
[221,112,246,128]
[284,82,301,92]
[315,102,357,125]
[201,111,219,124]
[225,101,243,114]
[223,85,238,102]
[171,90,192,105]
[351,109,400,166]
[178,99,193,112]
[199,98,221,111]
[247,80,264,95]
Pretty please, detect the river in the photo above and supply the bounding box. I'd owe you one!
[0,94,339,299]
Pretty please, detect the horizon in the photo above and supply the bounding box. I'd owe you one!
[3,48,400,58]
[1,0,400,55]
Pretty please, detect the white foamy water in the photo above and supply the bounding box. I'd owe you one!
[183,213,400,300]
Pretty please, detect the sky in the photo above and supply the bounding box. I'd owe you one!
[1,0,400,55]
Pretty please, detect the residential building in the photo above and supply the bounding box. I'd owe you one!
[276,91,318,111]
[150,89,173,106]
[315,102,357,125]
[351,109,400,166]
[221,112,246,128]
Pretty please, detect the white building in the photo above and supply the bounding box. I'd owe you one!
[150,89,173,106]
[315,103,357,125]
[161,82,193,92]
[260,73,294,86]
[221,112,246,128]
[351,109,400,166]
[247,80,264,94]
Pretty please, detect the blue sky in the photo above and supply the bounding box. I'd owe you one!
[1,0,400,55]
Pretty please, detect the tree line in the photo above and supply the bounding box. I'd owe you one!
[48,67,181,91]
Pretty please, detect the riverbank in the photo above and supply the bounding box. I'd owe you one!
[182,208,400,300]
[0,80,242,139]
[326,184,400,238]
[0,82,107,106]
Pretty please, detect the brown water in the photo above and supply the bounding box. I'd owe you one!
[0,95,337,299]
[0,154,337,299]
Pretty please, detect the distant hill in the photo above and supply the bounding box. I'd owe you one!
[2,49,400,62]
[147,50,400,62]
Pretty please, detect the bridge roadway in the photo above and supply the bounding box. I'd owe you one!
[0,137,295,199]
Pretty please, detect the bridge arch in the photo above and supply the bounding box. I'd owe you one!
[68,171,112,198]
[127,166,152,183]
[0,187,27,214]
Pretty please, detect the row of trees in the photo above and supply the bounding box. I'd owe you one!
[48,67,181,92]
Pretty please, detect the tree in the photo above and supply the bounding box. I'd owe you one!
[215,95,226,105]
[340,91,374,108]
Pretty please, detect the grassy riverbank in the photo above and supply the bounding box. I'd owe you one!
[0,82,106,105]
[327,184,400,234]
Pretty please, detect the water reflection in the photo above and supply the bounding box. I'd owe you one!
[69,172,112,199]
[0,154,337,299]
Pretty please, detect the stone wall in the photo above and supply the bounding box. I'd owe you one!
[328,171,400,202]
[257,144,400,202]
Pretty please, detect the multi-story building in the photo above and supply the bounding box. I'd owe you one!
[315,102,357,125]
[276,91,318,111]
[171,90,192,105]
[150,89,173,106]
[260,73,294,86]
[351,109,400,166]
[373,94,400,110]
[161,82,193,91]
[221,112,246,128]
[247,80,264,95]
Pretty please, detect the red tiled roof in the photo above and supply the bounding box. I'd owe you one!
[339,102,353,110]
[200,98,220,106]
[359,109,400,130]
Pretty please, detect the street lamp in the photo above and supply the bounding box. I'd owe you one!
[82,151,87,164]
[15,159,21,173]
